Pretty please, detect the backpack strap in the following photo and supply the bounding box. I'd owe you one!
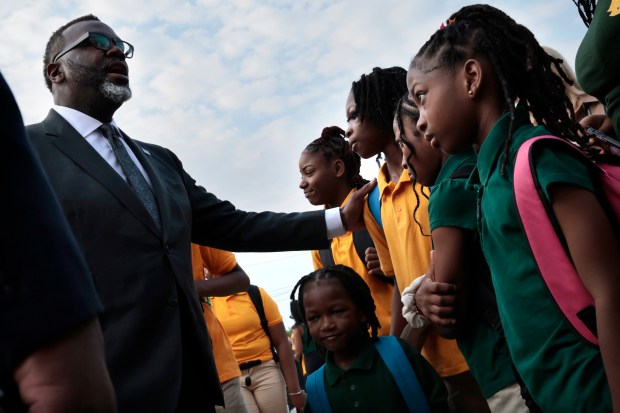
[374,336,430,413]
[247,285,279,361]
[318,244,336,267]
[514,135,598,345]
[368,183,383,229]
[305,365,332,413]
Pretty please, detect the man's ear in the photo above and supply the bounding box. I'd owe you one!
[47,62,65,85]
[333,159,345,178]
[462,58,484,98]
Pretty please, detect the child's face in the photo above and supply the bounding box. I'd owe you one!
[345,90,393,159]
[393,113,444,187]
[298,150,341,206]
[407,65,476,154]
[303,278,366,357]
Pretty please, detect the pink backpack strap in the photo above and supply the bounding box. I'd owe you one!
[514,135,598,345]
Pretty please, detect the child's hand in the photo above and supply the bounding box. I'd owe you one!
[364,246,384,276]
[580,114,614,137]
[415,275,458,327]
[580,114,620,157]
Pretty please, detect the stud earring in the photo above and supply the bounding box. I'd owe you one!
[468,90,473,96]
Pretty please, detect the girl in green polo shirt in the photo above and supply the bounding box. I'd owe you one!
[407,4,619,412]
[293,264,449,413]
[393,95,530,412]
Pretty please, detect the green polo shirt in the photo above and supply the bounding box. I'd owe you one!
[473,108,610,411]
[429,150,516,399]
[304,337,449,413]
[576,0,620,138]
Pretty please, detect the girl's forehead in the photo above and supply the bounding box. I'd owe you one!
[305,277,344,293]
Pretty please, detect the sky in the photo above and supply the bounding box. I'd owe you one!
[1,0,589,327]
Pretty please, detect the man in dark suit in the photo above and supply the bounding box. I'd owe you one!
[27,15,370,412]
[0,71,116,412]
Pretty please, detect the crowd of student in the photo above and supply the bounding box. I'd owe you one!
[281,2,618,412]
[2,1,618,412]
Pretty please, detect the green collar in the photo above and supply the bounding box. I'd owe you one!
[435,149,477,185]
[476,108,533,186]
[324,337,376,386]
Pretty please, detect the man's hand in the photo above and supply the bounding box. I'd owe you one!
[14,318,116,413]
[340,179,376,232]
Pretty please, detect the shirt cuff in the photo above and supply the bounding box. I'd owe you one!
[325,208,346,239]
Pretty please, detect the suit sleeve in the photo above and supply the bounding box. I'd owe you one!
[171,152,331,252]
[0,72,102,379]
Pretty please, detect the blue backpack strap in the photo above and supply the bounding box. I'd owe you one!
[375,336,431,413]
[367,183,383,229]
[305,365,332,413]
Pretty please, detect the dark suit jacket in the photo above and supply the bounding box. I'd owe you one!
[0,74,102,407]
[27,109,329,412]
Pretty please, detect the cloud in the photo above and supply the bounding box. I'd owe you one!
[0,0,590,322]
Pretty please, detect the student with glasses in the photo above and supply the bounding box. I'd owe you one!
[26,14,372,413]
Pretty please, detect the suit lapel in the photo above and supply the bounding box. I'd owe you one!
[43,110,161,237]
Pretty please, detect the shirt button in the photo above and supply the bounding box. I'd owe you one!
[354,401,360,408]
[350,384,355,391]
[167,297,178,306]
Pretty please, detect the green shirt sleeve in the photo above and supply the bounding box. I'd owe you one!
[533,144,595,203]
[429,178,478,233]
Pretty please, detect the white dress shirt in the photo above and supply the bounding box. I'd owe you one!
[53,105,153,187]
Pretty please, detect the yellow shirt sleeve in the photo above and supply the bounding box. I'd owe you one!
[311,250,323,270]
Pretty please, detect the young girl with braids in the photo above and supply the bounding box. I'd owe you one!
[292,264,449,413]
[394,96,530,412]
[346,67,488,412]
[299,125,393,336]
[408,4,620,411]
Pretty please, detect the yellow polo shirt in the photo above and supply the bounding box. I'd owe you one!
[191,244,241,383]
[312,189,393,336]
[378,166,469,377]
[211,287,282,364]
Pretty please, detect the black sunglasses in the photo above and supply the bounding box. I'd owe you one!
[53,32,134,63]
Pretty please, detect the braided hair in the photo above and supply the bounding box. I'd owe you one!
[573,0,597,27]
[44,14,100,91]
[290,264,381,342]
[394,94,430,236]
[411,4,582,175]
[351,67,408,165]
[303,126,367,189]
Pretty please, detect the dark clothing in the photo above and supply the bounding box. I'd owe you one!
[27,109,329,412]
[0,73,102,404]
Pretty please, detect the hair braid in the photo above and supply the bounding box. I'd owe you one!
[351,67,408,164]
[394,95,430,235]
[303,126,366,189]
[292,264,381,342]
[572,0,597,26]
[411,4,581,175]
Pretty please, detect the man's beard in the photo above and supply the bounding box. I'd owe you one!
[64,59,132,104]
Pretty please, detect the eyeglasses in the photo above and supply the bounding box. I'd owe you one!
[53,32,134,63]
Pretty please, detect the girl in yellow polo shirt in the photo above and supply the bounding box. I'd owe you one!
[345,66,488,412]
[191,245,250,413]
[299,125,393,336]
[211,285,305,413]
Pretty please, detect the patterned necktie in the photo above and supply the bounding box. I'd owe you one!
[99,123,161,231]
